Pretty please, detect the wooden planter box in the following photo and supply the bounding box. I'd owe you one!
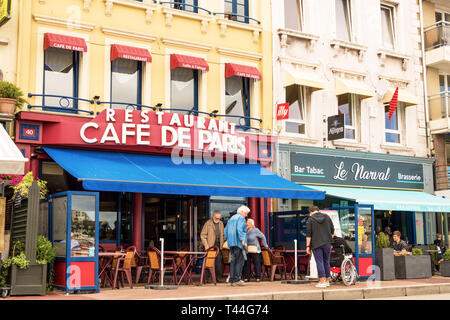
[441,261,450,277]
[375,248,395,280]
[10,263,47,296]
[394,255,432,279]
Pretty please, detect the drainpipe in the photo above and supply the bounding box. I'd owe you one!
[419,0,431,157]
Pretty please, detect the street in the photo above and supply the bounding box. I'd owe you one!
[366,293,450,300]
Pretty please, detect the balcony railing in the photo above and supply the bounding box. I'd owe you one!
[429,91,450,120]
[27,93,95,115]
[425,21,450,51]
[213,12,260,24]
[159,1,212,14]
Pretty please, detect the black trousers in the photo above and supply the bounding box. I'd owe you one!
[243,252,262,280]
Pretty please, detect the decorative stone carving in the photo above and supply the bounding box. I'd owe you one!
[105,0,113,16]
[84,0,91,11]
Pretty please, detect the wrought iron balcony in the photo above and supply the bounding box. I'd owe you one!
[213,12,260,24]
[159,1,212,14]
[27,93,95,115]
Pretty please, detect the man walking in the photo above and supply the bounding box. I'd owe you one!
[200,210,225,281]
[306,206,334,288]
[224,205,249,286]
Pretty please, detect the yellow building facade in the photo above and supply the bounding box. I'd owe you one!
[11,0,273,133]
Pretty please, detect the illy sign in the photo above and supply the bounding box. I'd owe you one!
[276,103,289,120]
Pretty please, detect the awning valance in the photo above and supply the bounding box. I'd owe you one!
[44,32,87,52]
[43,148,325,200]
[308,185,450,212]
[282,69,325,92]
[170,54,209,71]
[111,44,152,62]
[225,63,261,80]
[0,125,27,175]
[383,88,420,107]
[335,78,376,99]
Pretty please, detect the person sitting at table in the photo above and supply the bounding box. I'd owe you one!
[243,218,268,282]
[391,231,408,255]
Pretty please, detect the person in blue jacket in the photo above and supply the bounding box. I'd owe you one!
[224,205,250,286]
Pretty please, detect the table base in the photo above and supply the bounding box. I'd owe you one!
[145,285,179,290]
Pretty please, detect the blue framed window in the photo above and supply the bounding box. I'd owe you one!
[224,0,249,23]
[171,68,198,114]
[43,47,79,113]
[173,0,198,13]
[225,76,250,130]
[111,58,142,109]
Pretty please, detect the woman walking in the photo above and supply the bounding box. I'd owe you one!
[243,218,268,282]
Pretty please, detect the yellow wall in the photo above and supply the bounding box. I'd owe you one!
[0,0,19,82]
[423,0,436,27]
[14,0,273,132]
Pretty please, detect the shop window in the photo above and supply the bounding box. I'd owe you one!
[225,76,250,130]
[172,0,198,13]
[120,193,133,244]
[111,58,142,109]
[380,4,396,50]
[337,93,358,140]
[171,67,198,114]
[209,196,247,225]
[40,161,83,194]
[99,192,118,242]
[284,85,307,135]
[284,0,303,31]
[71,195,96,257]
[43,47,79,112]
[335,0,352,42]
[384,103,402,144]
[224,0,249,23]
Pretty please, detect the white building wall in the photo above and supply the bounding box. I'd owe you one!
[272,0,428,158]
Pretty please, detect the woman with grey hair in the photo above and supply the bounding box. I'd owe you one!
[243,218,268,282]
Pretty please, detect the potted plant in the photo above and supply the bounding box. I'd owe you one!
[12,172,48,206]
[0,81,26,115]
[0,241,30,298]
[375,232,395,280]
[440,250,450,277]
[394,247,432,279]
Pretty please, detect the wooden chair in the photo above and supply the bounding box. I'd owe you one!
[261,248,287,281]
[111,250,135,289]
[146,246,177,285]
[221,248,231,278]
[191,246,219,286]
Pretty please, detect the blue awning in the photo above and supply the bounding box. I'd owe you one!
[308,185,450,212]
[44,148,325,200]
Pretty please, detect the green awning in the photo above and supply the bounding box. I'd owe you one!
[308,185,450,212]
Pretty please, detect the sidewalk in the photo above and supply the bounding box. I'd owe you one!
[4,276,450,300]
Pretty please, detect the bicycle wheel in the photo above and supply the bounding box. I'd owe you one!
[341,259,355,286]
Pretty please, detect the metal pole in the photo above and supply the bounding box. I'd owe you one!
[160,238,164,287]
[294,239,298,281]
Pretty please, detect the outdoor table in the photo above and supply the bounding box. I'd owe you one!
[165,251,205,286]
[278,249,309,280]
[98,252,126,288]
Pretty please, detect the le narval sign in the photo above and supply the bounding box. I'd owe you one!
[290,152,424,190]
[79,109,247,155]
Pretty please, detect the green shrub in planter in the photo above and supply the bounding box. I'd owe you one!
[0,81,27,112]
[440,250,450,277]
[412,248,423,256]
[444,250,450,262]
[376,232,390,249]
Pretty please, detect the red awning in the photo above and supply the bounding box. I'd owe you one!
[170,54,209,72]
[44,33,87,52]
[225,63,261,80]
[111,44,152,62]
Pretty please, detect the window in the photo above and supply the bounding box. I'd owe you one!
[435,10,450,23]
[43,47,79,112]
[225,76,250,129]
[284,0,303,31]
[209,196,247,225]
[439,74,450,118]
[285,85,307,135]
[99,192,118,242]
[172,0,198,13]
[111,58,142,109]
[171,68,198,114]
[335,0,352,42]
[224,0,249,23]
[380,4,396,50]
[384,103,401,144]
[337,94,358,140]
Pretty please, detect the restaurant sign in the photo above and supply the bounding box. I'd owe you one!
[290,152,424,190]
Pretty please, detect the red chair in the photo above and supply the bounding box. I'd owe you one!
[111,251,135,289]
[146,246,178,285]
[125,246,146,284]
[190,246,219,286]
[261,248,287,281]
